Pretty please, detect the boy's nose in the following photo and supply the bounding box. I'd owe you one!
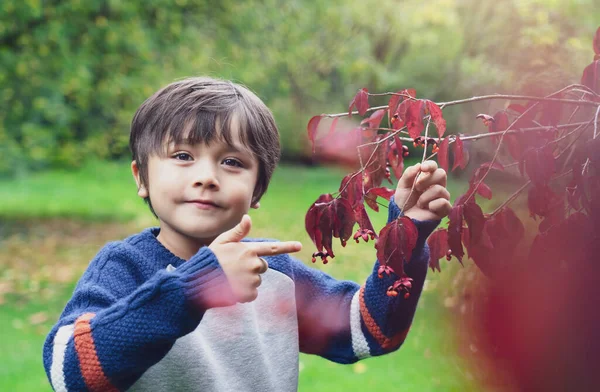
[193,165,220,190]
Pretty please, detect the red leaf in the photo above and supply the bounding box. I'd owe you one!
[437,137,450,173]
[507,104,526,114]
[388,94,402,121]
[463,201,487,246]
[527,184,561,221]
[305,194,334,253]
[448,204,465,263]
[470,161,504,186]
[540,96,562,127]
[529,212,593,264]
[514,102,541,129]
[331,198,356,246]
[365,195,379,212]
[523,146,555,186]
[305,195,358,261]
[476,183,493,199]
[376,216,418,277]
[405,100,425,139]
[581,60,600,95]
[488,111,510,143]
[339,173,363,208]
[425,100,446,139]
[594,26,600,55]
[506,133,525,161]
[367,187,395,200]
[452,135,467,171]
[387,135,404,180]
[328,117,339,137]
[469,161,503,200]
[353,203,377,243]
[468,208,524,278]
[349,88,369,117]
[360,109,385,130]
[427,228,448,272]
[307,115,322,153]
[401,88,417,99]
[362,136,390,188]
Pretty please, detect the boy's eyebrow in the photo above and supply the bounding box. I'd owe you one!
[171,138,252,155]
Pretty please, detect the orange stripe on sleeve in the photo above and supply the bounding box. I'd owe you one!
[73,313,119,392]
[358,286,410,349]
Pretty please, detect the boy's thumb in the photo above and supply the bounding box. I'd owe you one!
[398,163,421,189]
[216,214,252,244]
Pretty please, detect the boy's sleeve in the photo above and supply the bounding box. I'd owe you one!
[43,245,235,392]
[293,198,439,364]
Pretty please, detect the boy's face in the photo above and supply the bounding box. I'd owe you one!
[132,126,259,258]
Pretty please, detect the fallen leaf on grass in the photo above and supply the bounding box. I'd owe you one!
[353,362,367,374]
[28,311,48,325]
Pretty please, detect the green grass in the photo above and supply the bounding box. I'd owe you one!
[0,160,148,221]
[0,160,485,391]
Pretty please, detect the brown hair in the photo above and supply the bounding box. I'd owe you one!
[129,77,280,214]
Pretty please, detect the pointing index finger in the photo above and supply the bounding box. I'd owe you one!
[249,241,303,257]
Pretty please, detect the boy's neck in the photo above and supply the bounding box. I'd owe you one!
[156,227,211,261]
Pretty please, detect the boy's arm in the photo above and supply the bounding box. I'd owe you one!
[293,198,439,363]
[43,245,234,392]
[295,160,450,363]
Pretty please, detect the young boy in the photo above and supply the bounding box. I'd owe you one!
[43,77,451,392]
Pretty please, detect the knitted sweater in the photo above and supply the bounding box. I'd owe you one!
[43,199,438,391]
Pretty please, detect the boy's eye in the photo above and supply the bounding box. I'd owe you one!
[173,152,193,161]
[222,158,243,168]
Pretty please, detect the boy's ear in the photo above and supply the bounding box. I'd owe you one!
[131,161,149,198]
[251,202,260,209]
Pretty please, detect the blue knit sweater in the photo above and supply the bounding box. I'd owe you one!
[43,199,438,391]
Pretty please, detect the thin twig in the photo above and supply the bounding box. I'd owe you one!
[324,84,600,118]
[401,118,431,212]
[463,102,541,205]
[489,181,531,217]
[581,104,600,175]
[489,169,574,217]
[438,94,598,110]
[593,105,600,139]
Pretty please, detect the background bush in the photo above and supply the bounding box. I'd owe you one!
[1,0,598,176]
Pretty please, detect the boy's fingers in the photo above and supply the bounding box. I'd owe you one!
[415,168,447,191]
[420,160,438,173]
[249,241,303,257]
[397,163,421,188]
[215,215,252,244]
[417,185,451,208]
[256,257,269,274]
[428,198,453,218]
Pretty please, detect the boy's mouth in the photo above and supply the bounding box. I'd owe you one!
[187,199,220,209]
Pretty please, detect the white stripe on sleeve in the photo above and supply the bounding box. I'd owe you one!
[50,324,75,392]
[350,289,371,359]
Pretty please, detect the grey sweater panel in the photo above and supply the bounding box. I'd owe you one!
[128,267,299,391]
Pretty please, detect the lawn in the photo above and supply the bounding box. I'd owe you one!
[0,160,495,391]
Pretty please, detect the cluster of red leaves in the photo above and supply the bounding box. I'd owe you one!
[306,88,453,296]
[305,26,600,307]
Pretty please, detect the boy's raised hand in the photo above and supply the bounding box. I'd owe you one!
[209,215,302,303]
[394,160,452,221]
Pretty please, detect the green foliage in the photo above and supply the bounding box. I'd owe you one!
[0,0,226,174]
[1,0,598,175]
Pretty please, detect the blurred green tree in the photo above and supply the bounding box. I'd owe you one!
[1,0,597,175]
[0,0,227,175]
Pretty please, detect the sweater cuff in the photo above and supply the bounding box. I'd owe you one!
[173,247,236,311]
[388,197,440,250]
